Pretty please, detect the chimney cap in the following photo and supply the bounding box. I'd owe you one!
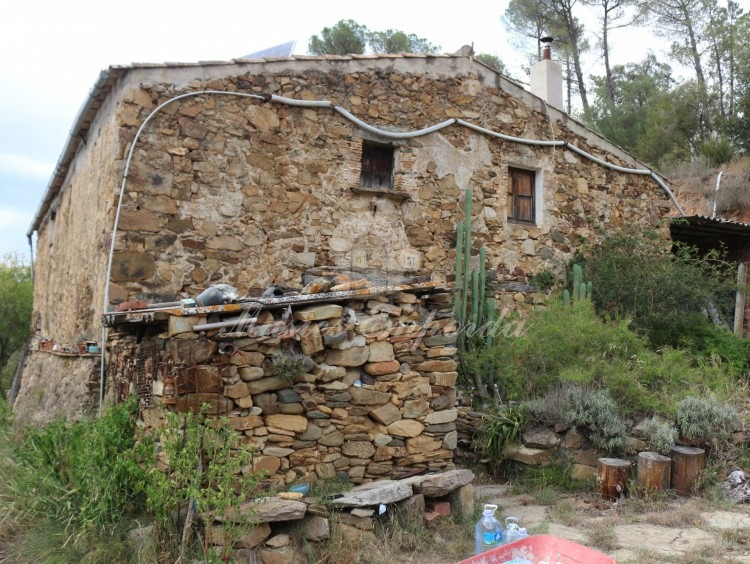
[540,36,554,44]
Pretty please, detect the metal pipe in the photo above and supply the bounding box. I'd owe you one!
[27,234,34,283]
[712,170,724,218]
[193,317,258,332]
[218,343,236,355]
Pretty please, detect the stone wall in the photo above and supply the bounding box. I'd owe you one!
[108,58,671,309]
[18,55,675,423]
[108,288,459,484]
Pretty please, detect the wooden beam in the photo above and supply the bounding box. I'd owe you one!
[735,262,747,337]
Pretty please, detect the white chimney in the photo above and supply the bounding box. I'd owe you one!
[530,37,563,110]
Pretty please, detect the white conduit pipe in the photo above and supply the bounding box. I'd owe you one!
[270,94,333,108]
[99,88,686,414]
[335,106,456,139]
[457,119,565,147]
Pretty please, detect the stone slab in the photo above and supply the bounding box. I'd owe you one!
[331,479,413,508]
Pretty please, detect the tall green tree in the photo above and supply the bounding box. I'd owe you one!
[549,0,591,114]
[308,20,368,55]
[584,0,641,102]
[637,0,712,139]
[308,20,439,55]
[0,254,33,394]
[588,55,673,153]
[367,29,439,54]
[503,0,553,61]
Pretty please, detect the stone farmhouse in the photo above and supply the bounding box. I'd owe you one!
[10,49,682,481]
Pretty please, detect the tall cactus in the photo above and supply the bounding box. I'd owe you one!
[455,188,496,398]
[564,264,592,306]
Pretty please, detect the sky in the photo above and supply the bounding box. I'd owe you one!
[0,0,712,260]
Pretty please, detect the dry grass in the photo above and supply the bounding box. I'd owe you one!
[585,517,619,552]
[302,506,476,564]
[641,501,705,528]
[549,498,577,526]
[721,527,750,549]
[668,156,750,216]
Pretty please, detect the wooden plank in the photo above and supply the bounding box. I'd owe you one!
[735,262,747,336]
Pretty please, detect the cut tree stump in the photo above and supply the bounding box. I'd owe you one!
[597,458,631,501]
[671,446,706,496]
[637,452,671,491]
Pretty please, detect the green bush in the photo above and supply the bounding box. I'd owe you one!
[140,406,263,560]
[474,405,525,465]
[479,298,738,416]
[676,396,738,449]
[580,226,737,349]
[11,396,146,535]
[487,300,645,401]
[700,136,734,167]
[525,386,627,452]
[639,417,678,455]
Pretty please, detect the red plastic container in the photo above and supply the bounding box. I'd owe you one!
[457,534,616,564]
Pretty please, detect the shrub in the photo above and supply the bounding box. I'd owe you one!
[640,417,678,455]
[580,226,737,349]
[489,300,646,401]
[141,406,263,560]
[676,396,738,449]
[271,350,315,384]
[700,136,734,168]
[11,396,146,535]
[525,385,627,453]
[474,405,525,464]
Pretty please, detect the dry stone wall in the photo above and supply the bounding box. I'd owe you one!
[109,290,459,485]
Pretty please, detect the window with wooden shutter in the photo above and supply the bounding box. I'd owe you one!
[360,142,394,190]
[508,167,536,224]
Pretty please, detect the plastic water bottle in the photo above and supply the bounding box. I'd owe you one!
[517,527,528,541]
[475,504,503,554]
[504,517,521,544]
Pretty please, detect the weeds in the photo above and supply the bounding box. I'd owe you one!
[271,350,315,384]
[586,517,618,551]
[473,405,525,466]
[550,498,577,525]
[642,501,705,527]
[139,405,264,560]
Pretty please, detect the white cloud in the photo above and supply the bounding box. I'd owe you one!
[0,153,53,181]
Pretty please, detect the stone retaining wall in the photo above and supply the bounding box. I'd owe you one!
[110,289,459,485]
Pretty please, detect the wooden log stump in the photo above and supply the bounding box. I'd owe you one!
[637,452,671,491]
[597,458,631,501]
[671,446,706,496]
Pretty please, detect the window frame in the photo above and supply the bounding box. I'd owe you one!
[507,166,537,225]
[359,141,395,192]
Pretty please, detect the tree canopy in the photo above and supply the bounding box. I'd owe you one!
[502,0,750,169]
[308,20,439,55]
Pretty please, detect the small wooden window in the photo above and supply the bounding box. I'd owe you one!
[360,142,394,190]
[507,167,536,223]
